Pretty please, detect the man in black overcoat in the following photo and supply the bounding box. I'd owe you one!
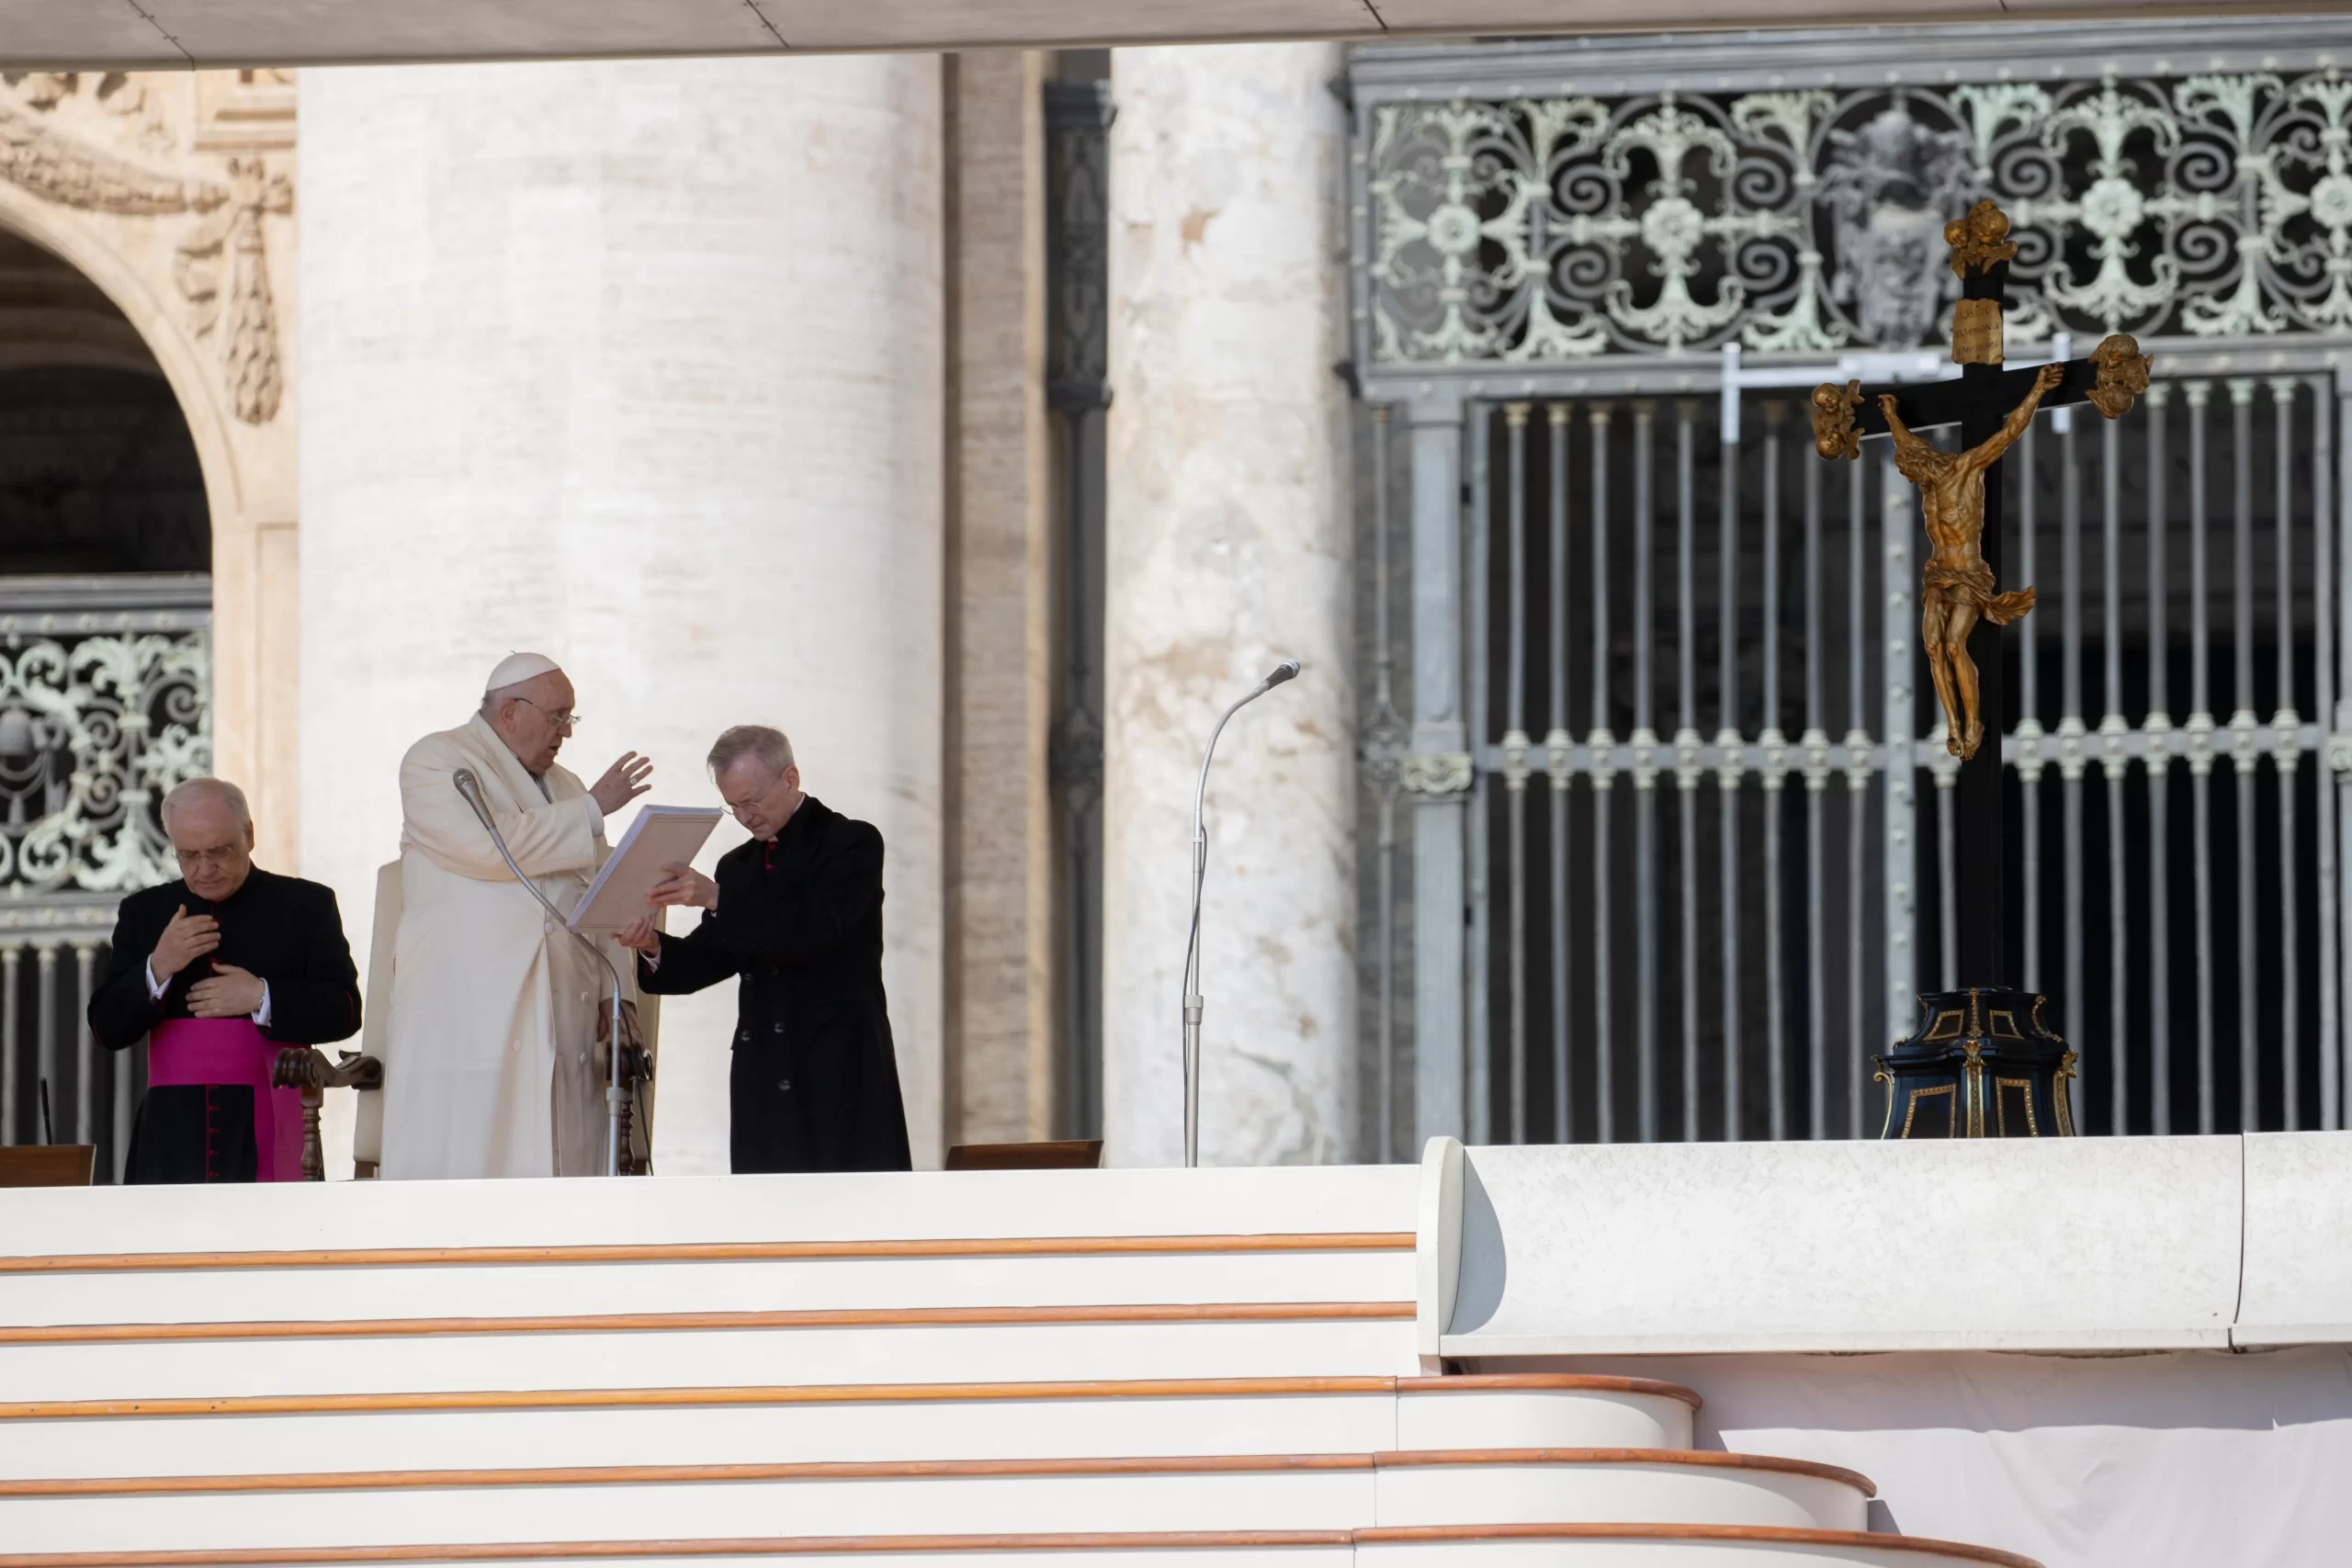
[617,726,910,1173]
[88,777,362,1182]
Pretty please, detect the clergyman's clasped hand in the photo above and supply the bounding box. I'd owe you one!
[150,904,219,982]
[187,964,266,1019]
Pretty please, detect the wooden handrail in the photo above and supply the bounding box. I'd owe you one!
[0,1372,1702,1423]
[1357,1523,2042,1568]
[0,1446,1873,1499]
[0,1232,1414,1275]
[0,1300,1414,1347]
[1397,1372,1704,1407]
[0,1533,1357,1568]
[1377,1447,1872,1494]
[0,1524,2045,1568]
[0,1376,1398,1422]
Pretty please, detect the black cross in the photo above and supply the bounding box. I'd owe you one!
[1819,216,2143,990]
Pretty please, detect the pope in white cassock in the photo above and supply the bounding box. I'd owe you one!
[379,653,653,1179]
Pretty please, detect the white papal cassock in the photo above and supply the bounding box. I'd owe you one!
[379,712,634,1178]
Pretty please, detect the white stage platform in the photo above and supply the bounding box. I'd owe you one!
[2,1137,2347,1567]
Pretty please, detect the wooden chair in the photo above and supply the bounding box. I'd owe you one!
[0,1145,96,1187]
[944,1139,1103,1171]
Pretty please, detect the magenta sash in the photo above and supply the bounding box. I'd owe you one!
[149,1018,303,1182]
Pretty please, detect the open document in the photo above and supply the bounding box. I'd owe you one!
[569,805,724,935]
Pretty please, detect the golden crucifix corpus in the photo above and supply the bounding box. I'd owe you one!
[1812,199,2152,762]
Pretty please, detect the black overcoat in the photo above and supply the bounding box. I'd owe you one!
[88,868,363,1182]
[636,795,911,1174]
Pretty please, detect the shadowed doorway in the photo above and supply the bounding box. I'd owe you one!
[0,223,212,1175]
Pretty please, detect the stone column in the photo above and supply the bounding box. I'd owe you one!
[1100,43,1355,1168]
[299,56,945,1174]
[944,51,1057,1146]
[1407,399,1467,1145]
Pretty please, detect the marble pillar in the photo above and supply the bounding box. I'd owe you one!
[944,51,1057,1147]
[299,56,945,1174]
[1101,43,1355,1167]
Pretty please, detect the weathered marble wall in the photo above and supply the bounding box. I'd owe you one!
[944,51,1057,1147]
[1100,43,1356,1167]
[299,56,945,1173]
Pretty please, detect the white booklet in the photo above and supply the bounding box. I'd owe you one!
[569,804,724,935]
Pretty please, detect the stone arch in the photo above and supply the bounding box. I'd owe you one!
[0,86,302,867]
[0,184,248,538]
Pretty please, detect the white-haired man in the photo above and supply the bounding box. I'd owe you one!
[618,725,910,1173]
[87,778,361,1183]
[379,653,651,1179]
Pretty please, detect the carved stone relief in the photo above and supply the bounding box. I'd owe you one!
[0,72,292,423]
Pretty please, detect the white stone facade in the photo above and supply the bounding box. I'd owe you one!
[297,56,947,1172]
[2,48,1365,1180]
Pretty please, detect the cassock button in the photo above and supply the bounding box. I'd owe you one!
[778,1079,792,1092]
[773,1022,785,1034]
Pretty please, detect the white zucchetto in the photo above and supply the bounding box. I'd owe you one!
[482,651,561,694]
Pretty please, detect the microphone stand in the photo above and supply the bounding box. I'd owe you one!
[1181,660,1300,1169]
[454,769,630,1177]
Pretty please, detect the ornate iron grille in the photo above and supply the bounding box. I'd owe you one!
[0,573,209,1172]
[1046,72,1113,1137]
[1357,21,2352,374]
[1346,21,2352,1156]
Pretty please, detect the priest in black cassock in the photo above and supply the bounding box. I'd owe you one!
[88,777,362,1183]
[616,726,911,1174]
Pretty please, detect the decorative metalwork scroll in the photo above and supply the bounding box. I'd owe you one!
[0,578,210,908]
[1357,23,2352,367]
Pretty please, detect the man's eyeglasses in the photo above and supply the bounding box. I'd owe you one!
[514,697,580,732]
[721,772,786,819]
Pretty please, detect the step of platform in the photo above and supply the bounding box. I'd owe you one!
[0,1447,1874,1552]
[0,1306,1417,1401]
[0,1167,2041,1568]
[0,1377,1698,1480]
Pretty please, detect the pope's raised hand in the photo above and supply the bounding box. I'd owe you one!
[151,905,220,982]
[590,751,653,815]
[650,862,719,912]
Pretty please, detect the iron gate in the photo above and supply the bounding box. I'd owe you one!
[1348,19,2352,1152]
[0,574,210,1177]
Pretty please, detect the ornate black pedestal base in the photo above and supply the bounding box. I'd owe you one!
[1874,988,2076,1139]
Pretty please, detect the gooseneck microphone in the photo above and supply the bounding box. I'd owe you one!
[1180,660,1302,1169]
[453,768,631,1177]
